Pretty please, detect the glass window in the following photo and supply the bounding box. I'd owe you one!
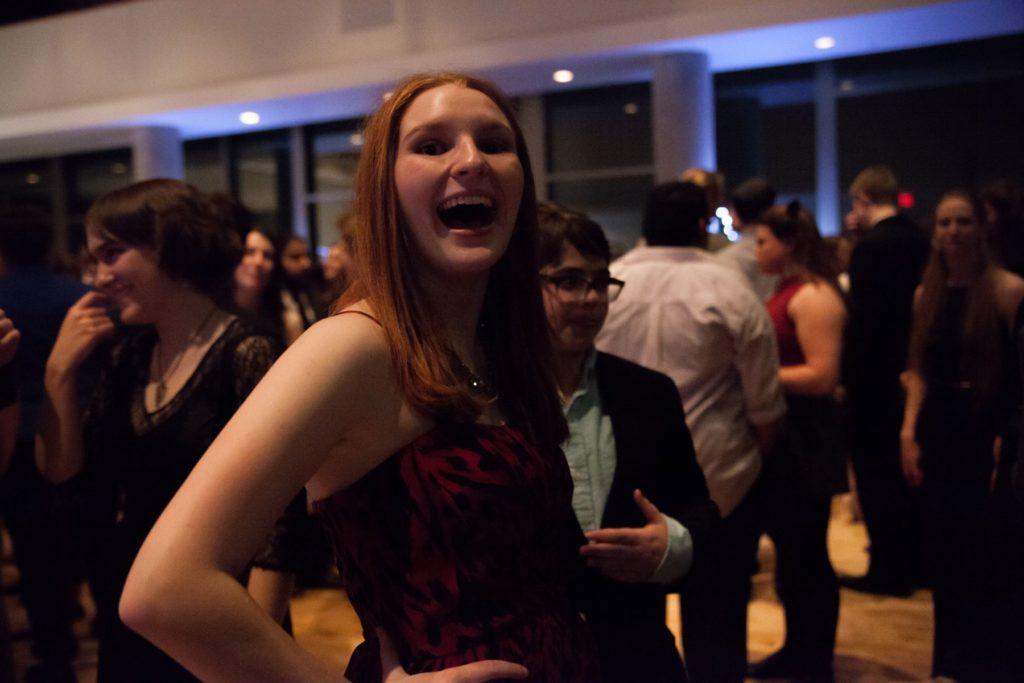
[549,175,654,256]
[64,149,133,252]
[184,138,228,195]
[307,124,361,196]
[714,63,816,209]
[305,121,362,249]
[233,131,293,235]
[0,159,53,212]
[546,83,652,173]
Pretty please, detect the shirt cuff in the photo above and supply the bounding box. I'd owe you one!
[651,515,693,584]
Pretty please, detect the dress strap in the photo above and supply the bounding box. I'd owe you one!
[335,309,383,327]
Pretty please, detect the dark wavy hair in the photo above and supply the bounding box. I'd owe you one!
[86,179,240,301]
[536,201,610,267]
[760,201,839,285]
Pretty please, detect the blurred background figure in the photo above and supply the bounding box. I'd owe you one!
[537,200,718,683]
[901,190,1024,682]
[0,205,86,683]
[598,181,786,683]
[982,178,1024,278]
[321,211,357,306]
[0,310,19,683]
[840,165,929,598]
[716,177,778,301]
[278,235,324,344]
[680,168,730,252]
[749,202,847,682]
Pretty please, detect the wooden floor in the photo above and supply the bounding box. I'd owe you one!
[4,495,933,681]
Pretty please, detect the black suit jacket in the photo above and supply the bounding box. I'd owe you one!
[842,213,929,404]
[579,352,719,683]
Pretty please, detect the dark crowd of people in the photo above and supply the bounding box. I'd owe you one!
[0,71,1021,683]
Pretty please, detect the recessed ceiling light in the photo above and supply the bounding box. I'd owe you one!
[814,36,836,50]
[553,69,574,84]
[239,111,261,125]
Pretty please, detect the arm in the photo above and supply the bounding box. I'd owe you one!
[900,287,926,487]
[36,292,115,483]
[779,283,847,396]
[0,310,20,474]
[246,568,295,626]
[900,369,926,487]
[120,316,402,681]
[120,316,523,682]
[581,363,718,587]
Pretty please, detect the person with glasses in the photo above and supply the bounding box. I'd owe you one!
[538,201,718,682]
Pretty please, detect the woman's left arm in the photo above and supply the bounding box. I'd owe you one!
[779,283,847,396]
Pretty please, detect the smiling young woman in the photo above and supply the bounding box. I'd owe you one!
[118,73,597,682]
[35,179,300,681]
[901,190,1024,680]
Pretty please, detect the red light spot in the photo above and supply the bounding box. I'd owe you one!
[898,191,915,209]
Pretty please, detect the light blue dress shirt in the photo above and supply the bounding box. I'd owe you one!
[562,351,694,583]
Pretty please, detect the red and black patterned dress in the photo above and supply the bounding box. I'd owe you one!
[313,421,600,682]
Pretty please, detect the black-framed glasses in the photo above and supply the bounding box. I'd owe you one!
[540,272,625,301]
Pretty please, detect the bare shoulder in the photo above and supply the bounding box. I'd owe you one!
[286,309,433,501]
[993,268,1024,321]
[791,279,846,323]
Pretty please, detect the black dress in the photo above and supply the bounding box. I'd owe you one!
[915,286,1017,681]
[80,318,283,682]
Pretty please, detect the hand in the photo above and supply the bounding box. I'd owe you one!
[379,629,528,682]
[0,310,20,367]
[47,292,115,377]
[580,488,668,583]
[900,430,923,487]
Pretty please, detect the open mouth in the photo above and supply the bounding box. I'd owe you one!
[437,195,497,230]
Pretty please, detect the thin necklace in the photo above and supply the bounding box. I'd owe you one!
[453,353,498,401]
[153,305,219,406]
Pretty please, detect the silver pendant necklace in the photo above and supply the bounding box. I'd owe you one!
[153,306,218,407]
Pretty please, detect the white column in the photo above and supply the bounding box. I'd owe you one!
[516,95,547,201]
[130,126,184,181]
[814,61,839,236]
[651,52,716,183]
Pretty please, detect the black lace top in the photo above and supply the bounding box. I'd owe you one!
[82,317,290,589]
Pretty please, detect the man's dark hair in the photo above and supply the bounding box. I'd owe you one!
[729,178,777,224]
[536,201,611,267]
[0,205,55,267]
[642,181,708,248]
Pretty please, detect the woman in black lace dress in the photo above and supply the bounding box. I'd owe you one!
[36,179,286,681]
[901,190,1024,681]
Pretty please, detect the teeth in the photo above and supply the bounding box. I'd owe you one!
[438,195,493,211]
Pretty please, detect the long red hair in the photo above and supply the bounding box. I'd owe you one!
[337,72,567,447]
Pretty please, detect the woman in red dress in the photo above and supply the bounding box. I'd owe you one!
[119,72,599,682]
[749,202,846,682]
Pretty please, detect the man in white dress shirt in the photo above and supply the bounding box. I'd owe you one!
[597,181,786,683]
